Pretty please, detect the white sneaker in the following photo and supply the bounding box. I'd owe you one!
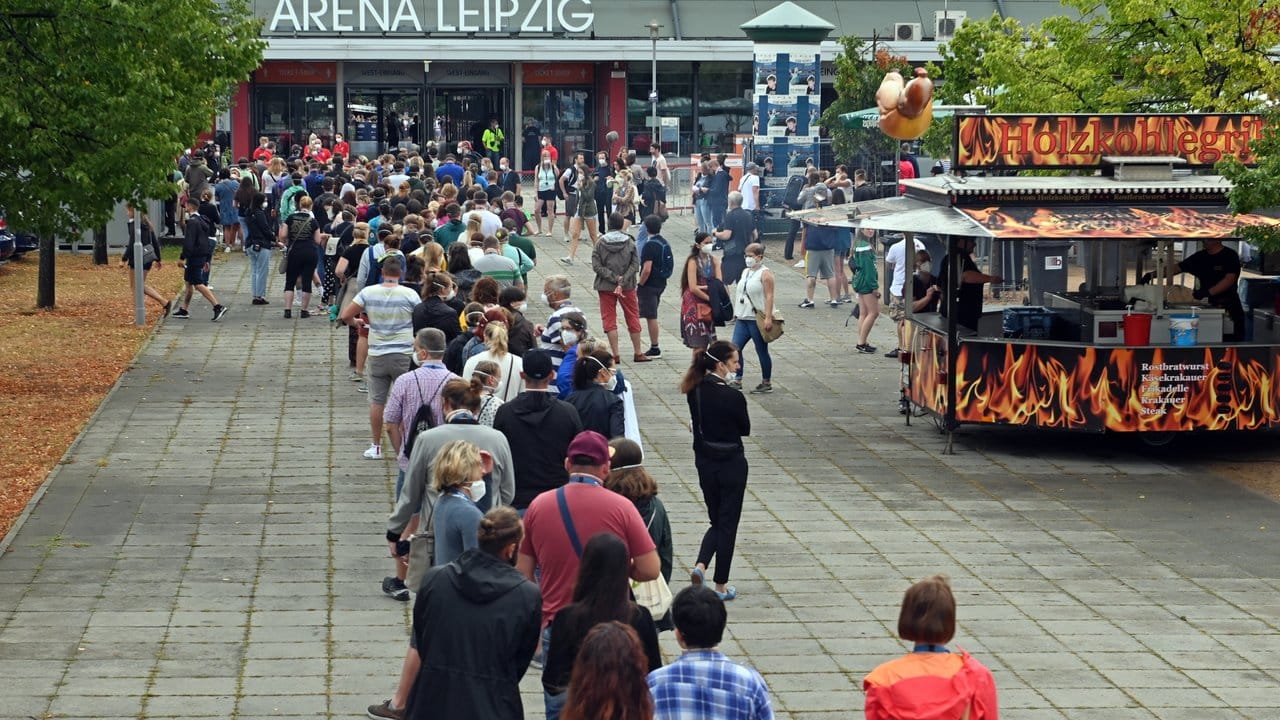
[363,444,382,459]
[793,259,806,268]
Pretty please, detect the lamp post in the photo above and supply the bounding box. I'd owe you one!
[647,20,662,154]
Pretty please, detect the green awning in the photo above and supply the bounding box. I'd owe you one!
[838,106,955,130]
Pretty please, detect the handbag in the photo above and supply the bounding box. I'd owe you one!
[696,385,742,458]
[744,281,784,343]
[631,510,673,617]
[277,248,289,274]
[404,491,438,592]
[141,243,159,266]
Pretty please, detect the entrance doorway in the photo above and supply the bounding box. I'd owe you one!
[522,87,594,165]
[430,88,507,159]
[346,89,422,158]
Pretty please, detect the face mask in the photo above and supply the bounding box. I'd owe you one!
[468,479,487,504]
[561,330,580,346]
[602,372,618,392]
[445,289,457,301]
[598,158,607,166]
[745,257,758,268]
[540,292,551,306]
[516,301,528,313]
[699,244,712,255]
[500,164,508,171]
[541,140,549,147]
[918,262,932,275]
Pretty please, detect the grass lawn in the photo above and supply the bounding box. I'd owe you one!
[0,247,189,540]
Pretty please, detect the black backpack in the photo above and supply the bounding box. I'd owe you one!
[783,175,807,211]
[403,374,449,460]
[650,235,675,280]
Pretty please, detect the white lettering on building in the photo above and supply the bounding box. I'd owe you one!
[269,0,594,33]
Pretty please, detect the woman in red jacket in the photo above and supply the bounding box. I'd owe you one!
[864,575,998,720]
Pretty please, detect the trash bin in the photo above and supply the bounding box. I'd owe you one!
[1025,240,1073,305]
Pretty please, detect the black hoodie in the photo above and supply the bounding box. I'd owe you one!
[405,549,541,720]
[493,390,583,509]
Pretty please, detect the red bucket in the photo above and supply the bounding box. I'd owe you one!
[1122,312,1153,346]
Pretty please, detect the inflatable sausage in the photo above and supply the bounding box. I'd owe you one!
[877,68,935,141]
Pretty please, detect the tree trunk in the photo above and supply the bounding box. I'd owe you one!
[37,233,56,308]
[93,225,108,265]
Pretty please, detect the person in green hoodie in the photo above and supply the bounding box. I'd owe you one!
[433,202,467,248]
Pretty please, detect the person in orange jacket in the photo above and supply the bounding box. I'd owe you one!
[864,575,999,720]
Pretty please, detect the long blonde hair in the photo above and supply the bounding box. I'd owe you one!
[430,440,482,492]
[483,320,509,358]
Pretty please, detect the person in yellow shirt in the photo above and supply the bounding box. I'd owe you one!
[482,118,505,164]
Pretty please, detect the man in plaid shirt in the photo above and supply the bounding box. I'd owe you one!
[648,586,774,720]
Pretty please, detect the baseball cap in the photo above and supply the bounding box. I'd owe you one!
[522,349,553,380]
[812,182,830,200]
[566,430,610,466]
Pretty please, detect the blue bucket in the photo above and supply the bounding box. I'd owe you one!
[1169,314,1199,346]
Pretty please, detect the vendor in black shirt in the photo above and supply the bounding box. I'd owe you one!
[1170,239,1245,341]
[937,237,1001,332]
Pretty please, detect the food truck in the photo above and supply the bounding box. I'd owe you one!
[797,113,1280,446]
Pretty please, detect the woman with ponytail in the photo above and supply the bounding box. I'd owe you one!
[402,506,541,720]
[680,339,749,601]
[463,312,525,402]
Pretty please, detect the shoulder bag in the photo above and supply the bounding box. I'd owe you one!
[631,509,673,617]
[696,384,742,458]
[405,490,438,592]
[743,271,784,343]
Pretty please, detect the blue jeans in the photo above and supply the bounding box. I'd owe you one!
[247,246,271,298]
[542,624,566,720]
[694,199,713,234]
[732,318,772,382]
[395,469,405,501]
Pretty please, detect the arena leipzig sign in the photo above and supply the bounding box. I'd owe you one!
[955,113,1263,170]
[268,0,596,34]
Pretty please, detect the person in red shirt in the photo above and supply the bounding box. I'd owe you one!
[516,431,660,662]
[864,575,999,720]
[898,156,917,194]
[541,134,559,165]
[332,132,349,160]
[251,136,273,162]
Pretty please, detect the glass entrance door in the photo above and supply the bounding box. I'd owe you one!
[522,87,594,163]
[346,89,422,158]
[429,88,507,158]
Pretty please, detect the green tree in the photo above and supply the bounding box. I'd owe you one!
[0,0,264,307]
[1221,109,1280,250]
[819,36,908,173]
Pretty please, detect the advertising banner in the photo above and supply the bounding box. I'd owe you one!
[959,205,1280,239]
[751,42,821,177]
[954,114,1264,170]
[907,329,1280,432]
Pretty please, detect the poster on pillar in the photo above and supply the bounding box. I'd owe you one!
[750,43,822,180]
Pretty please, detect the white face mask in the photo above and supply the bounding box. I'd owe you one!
[745,256,758,268]
[516,301,529,313]
[561,330,580,347]
[602,372,618,392]
[598,158,607,166]
[918,261,932,274]
[445,289,457,301]
[500,164,509,171]
[541,140,549,147]
[540,292,551,306]
[468,479,487,504]
[699,244,712,255]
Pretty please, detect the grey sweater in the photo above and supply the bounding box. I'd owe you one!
[388,422,516,535]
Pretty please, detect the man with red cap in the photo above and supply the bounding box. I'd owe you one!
[517,430,660,670]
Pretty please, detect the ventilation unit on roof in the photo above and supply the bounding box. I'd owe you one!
[895,22,922,42]
[935,11,967,40]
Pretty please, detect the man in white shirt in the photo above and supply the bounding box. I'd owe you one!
[462,190,503,237]
[738,162,761,216]
[649,143,670,187]
[884,233,926,358]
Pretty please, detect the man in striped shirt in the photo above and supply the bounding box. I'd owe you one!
[472,235,523,289]
[536,274,579,369]
[340,256,420,461]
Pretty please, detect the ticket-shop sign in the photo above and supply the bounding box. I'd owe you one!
[955,114,1263,170]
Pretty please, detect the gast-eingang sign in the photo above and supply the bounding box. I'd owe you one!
[267,0,596,34]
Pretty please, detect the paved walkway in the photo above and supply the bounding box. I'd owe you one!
[2,211,1278,719]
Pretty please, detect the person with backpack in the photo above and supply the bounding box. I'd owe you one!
[636,214,673,359]
[637,166,666,249]
[172,196,229,321]
[592,213,649,364]
[279,172,307,219]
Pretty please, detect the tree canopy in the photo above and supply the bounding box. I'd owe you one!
[0,0,264,305]
[818,36,909,181]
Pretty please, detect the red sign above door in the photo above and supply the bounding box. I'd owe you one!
[523,63,594,85]
[255,61,337,85]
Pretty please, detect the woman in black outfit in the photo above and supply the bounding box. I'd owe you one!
[498,286,536,356]
[122,205,171,315]
[278,194,322,318]
[567,345,624,439]
[414,270,462,342]
[542,532,661,719]
[681,339,749,601]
